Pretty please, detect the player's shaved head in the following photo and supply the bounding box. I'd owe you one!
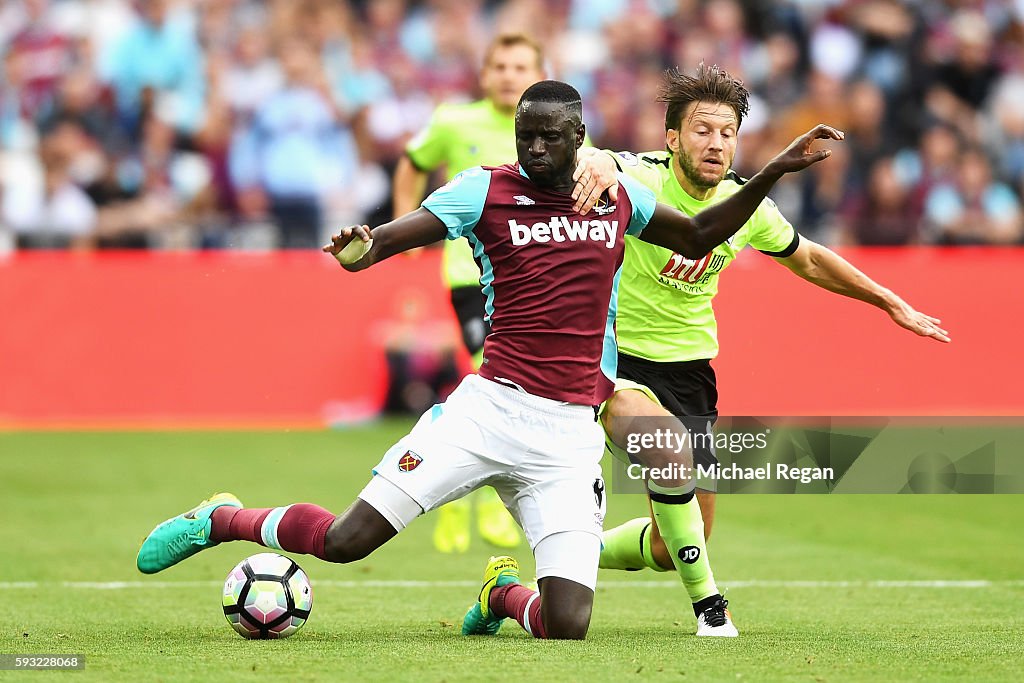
[660,63,750,131]
[518,80,583,126]
[515,81,585,189]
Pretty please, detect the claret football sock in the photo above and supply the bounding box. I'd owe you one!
[490,583,547,639]
[648,481,719,605]
[211,504,336,560]
[210,506,269,543]
[599,517,671,571]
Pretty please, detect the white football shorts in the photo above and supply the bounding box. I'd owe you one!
[358,374,607,587]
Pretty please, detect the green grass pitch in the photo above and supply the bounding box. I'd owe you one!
[2,424,1023,681]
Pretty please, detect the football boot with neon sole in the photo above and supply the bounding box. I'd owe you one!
[137,493,242,574]
[461,555,521,635]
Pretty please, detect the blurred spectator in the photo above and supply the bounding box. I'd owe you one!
[985,73,1024,189]
[843,79,893,192]
[925,147,1024,245]
[749,32,803,112]
[778,69,850,144]
[1,0,1024,249]
[923,9,1002,144]
[37,68,125,153]
[5,0,74,117]
[931,11,1001,111]
[228,39,357,248]
[98,0,205,138]
[2,123,97,248]
[905,122,961,213]
[216,26,282,123]
[0,47,34,150]
[840,156,922,245]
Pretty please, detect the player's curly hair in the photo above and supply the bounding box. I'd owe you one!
[659,62,750,131]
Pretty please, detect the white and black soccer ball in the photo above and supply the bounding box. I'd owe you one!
[222,553,313,639]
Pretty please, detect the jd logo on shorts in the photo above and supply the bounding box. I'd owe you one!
[398,451,422,472]
[678,546,701,564]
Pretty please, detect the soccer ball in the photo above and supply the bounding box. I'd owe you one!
[222,553,313,639]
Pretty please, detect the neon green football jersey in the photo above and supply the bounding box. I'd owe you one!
[405,99,516,289]
[612,150,799,362]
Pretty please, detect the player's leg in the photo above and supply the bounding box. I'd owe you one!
[615,492,715,566]
[462,391,604,639]
[137,378,494,574]
[598,387,679,572]
[499,536,598,640]
[210,468,425,558]
[137,476,422,574]
[600,387,735,635]
[697,490,716,540]
[600,380,717,563]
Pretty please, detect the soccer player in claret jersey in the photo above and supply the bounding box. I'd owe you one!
[393,33,550,554]
[569,63,949,636]
[136,80,842,640]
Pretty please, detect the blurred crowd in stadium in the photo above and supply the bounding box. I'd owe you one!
[2,0,1024,250]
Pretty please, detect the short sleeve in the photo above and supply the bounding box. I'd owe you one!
[405,106,452,172]
[748,197,800,257]
[617,172,658,236]
[421,167,491,240]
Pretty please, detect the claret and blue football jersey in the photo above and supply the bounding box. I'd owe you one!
[422,163,657,405]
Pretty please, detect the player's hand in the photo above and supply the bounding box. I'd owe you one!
[764,124,845,177]
[322,225,371,261]
[887,298,951,343]
[572,149,619,214]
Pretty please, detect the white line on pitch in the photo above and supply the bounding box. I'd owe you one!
[1,579,1022,590]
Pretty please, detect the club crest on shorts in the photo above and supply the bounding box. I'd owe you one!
[397,451,422,472]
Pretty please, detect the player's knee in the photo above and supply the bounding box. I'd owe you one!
[322,517,375,564]
[543,607,591,640]
[539,583,594,640]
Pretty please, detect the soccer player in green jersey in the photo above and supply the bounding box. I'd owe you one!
[570,64,949,635]
[392,34,546,554]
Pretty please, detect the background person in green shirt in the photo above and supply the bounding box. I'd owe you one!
[391,33,545,554]
[571,63,949,633]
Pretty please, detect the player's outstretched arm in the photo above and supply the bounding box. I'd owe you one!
[322,208,448,272]
[775,238,951,343]
[640,124,844,259]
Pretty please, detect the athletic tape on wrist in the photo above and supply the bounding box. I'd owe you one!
[335,237,372,264]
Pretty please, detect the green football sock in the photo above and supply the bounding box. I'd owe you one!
[649,483,719,603]
[599,517,669,571]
